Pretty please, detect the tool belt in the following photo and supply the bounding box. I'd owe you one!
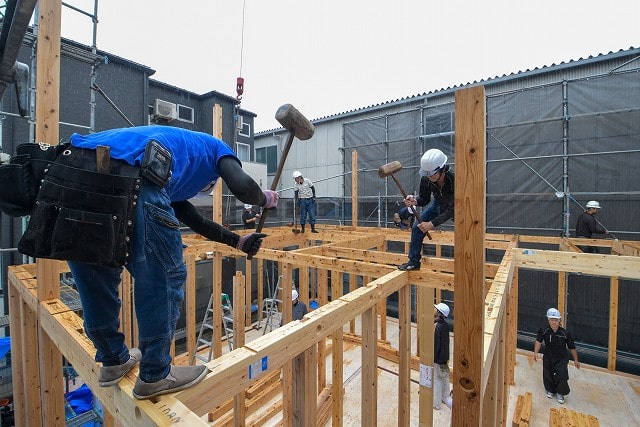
[18,146,142,267]
[0,142,67,217]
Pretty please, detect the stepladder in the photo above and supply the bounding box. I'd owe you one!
[191,293,234,364]
[260,276,283,335]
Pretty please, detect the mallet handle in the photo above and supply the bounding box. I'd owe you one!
[390,174,432,240]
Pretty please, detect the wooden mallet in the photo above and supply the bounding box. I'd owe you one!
[378,160,432,240]
[256,104,315,233]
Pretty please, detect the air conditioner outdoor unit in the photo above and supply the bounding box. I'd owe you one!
[153,99,178,121]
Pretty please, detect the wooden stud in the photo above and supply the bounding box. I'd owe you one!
[233,272,247,425]
[418,287,433,426]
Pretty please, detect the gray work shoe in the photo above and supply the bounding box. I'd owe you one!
[133,365,208,400]
[99,348,142,387]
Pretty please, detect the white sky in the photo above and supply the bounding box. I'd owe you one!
[59,0,639,132]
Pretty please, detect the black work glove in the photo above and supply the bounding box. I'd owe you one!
[236,233,267,260]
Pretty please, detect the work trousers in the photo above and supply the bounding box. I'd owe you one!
[69,180,186,383]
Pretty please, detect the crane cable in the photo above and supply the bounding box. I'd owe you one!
[236,0,246,101]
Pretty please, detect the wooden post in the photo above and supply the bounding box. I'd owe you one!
[398,284,411,426]
[608,276,619,370]
[245,261,253,327]
[418,287,433,426]
[282,264,294,426]
[292,346,318,427]
[212,103,224,358]
[119,271,133,348]
[257,261,264,323]
[452,85,486,427]
[361,305,378,426]
[34,0,65,422]
[185,254,196,363]
[352,150,358,227]
[8,283,25,425]
[558,271,566,318]
[317,269,328,389]
[233,272,247,425]
[507,267,519,386]
[349,274,357,333]
[331,271,344,427]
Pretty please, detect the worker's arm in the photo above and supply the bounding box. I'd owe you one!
[533,340,542,362]
[172,200,266,257]
[570,348,580,369]
[218,156,272,207]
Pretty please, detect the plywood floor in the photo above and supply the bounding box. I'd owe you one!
[203,316,640,426]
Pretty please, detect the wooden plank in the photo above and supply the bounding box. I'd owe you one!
[361,305,377,427]
[453,85,487,427]
[549,407,560,426]
[176,270,408,416]
[521,391,532,424]
[515,249,640,280]
[511,394,523,427]
[608,276,619,371]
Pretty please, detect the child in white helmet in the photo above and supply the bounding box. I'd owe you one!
[533,308,580,404]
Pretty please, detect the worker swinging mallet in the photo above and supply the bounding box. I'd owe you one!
[378,160,432,240]
[256,104,315,234]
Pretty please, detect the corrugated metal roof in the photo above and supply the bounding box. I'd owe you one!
[256,46,640,135]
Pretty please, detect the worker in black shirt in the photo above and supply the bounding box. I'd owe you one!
[575,200,607,253]
[434,303,452,410]
[533,308,580,404]
[242,204,260,229]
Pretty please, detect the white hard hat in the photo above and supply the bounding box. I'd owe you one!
[585,200,601,209]
[244,204,252,209]
[292,289,299,300]
[434,302,450,318]
[293,171,303,178]
[421,149,448,177]
[546,308,561,319]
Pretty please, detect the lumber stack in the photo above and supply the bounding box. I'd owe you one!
[549,407,599,426]
[512,392,532,426]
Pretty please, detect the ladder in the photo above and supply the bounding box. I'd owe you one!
[260,276,283,335]
[191,293,234,364]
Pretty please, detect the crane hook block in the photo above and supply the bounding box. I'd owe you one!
[236,77,244,100]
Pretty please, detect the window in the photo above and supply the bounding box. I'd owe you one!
[256,145,278,174]
[236,115,251,137]
[177,104,194,123]
[236,142,250,162]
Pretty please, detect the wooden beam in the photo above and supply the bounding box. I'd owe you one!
[233,272,247,425]
[453,85,486,427]
[176,270,408,415]
[515,249,640,280]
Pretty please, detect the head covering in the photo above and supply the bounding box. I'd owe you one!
[292,289,299,300]
[244,204,252,209]
[434,302,450,318]
[546,308,561,319]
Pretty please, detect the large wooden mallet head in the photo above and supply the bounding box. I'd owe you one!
[275,104,315,141]
[378,160,402,178]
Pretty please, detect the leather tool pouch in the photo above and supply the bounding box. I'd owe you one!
[0,142,67,217]
[140,140,172,188]
[18,146,141,267]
